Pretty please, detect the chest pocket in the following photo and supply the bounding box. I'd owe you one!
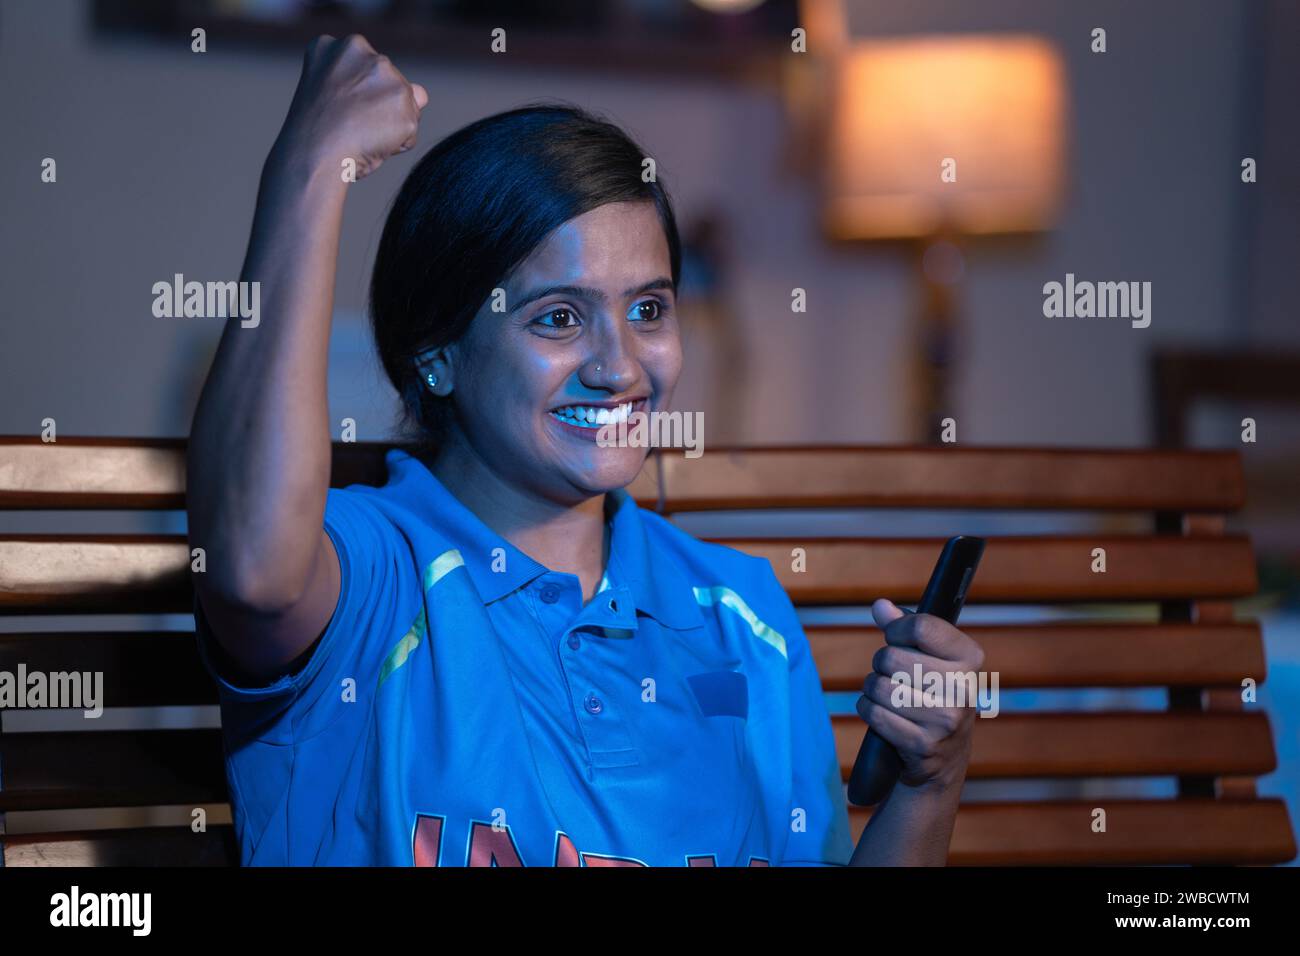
[687,670,748,719]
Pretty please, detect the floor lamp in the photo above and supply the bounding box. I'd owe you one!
[821,35,1068,443]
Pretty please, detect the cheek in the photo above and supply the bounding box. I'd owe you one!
[644,333,683,392]
[512,347,574,416]
[461,335,570,420]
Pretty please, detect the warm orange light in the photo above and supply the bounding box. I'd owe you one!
[823,35,1068,239]
[689,0,767,13]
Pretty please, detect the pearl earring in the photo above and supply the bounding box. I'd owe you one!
[426,373,437,388]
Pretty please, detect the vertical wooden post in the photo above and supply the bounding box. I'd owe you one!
[1159,512,1255,800]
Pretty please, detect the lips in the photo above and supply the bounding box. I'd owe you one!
[548,398,648,442]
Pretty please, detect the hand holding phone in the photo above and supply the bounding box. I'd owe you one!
[846,535,985,806]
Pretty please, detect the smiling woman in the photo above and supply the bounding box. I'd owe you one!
[183,34,957,869]
[369,104,683,509]
[402,200,681,528]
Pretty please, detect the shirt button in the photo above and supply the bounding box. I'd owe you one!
[584,692,603,715]
[539,584,560,604]
[567,634,581,650]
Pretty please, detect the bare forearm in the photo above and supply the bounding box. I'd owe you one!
[848,777,964,866]
[187,148,347,608]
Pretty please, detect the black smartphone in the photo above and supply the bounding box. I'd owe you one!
[846,535,986,807]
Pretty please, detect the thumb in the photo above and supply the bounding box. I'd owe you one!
[411,83,429,110]
[871,598,907,629]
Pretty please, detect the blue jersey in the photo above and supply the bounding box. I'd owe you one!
[195,449,854,866]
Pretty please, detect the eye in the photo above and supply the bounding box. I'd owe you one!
[630,299,662,322]
[534,307,579,330]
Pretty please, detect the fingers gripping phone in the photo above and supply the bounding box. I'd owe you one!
[846,535,986,807]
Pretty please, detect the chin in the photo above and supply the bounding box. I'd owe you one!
[564,449,649,495]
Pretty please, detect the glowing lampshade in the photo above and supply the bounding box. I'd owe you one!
[690,0,767,12]
[823,34,1068,239]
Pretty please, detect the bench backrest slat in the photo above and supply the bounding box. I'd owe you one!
[0,438,1246,512]
[0,533,1260,612]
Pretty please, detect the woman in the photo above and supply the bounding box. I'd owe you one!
[187,35,982,866]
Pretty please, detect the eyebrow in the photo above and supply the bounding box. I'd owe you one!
[510,277,675,314]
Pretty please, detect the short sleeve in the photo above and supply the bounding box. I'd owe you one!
[760,565,855,866]
[193,486,413,741]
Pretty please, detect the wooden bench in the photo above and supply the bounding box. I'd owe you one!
[0,437,1294,865]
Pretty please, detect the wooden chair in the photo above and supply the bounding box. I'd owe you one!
[1,437,1294,865]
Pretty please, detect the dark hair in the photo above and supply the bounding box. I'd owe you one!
[369,103,682,461]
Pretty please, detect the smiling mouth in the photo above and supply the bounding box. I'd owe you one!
[548,398,648,430]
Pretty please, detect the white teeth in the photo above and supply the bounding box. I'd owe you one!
[549,402,638,429]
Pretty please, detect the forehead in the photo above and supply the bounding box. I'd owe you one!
[507,201,671,292]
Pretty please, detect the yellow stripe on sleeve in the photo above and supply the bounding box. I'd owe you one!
[378,549,466,687]
[692,585,787,660]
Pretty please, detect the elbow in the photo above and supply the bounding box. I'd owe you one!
[196,553,312,617]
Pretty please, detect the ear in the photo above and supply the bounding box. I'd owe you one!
[414,345,455,396]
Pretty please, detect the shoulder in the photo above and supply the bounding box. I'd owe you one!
[325,449,439,530]
[637,506,778,588]
[331,448,420,510]
[321,451,456,569]
[635,505,800,644]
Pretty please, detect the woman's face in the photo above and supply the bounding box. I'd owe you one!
[442,200,683,502]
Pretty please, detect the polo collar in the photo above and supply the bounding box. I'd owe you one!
[604,484,705,632]
[386,450,546,604]
[386,450,704,631]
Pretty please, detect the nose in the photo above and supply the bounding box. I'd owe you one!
[578,320,639,392]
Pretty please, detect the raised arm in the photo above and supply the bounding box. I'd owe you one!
[186,35,427,680]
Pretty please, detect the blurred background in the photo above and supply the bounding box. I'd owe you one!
[1,0,1297,858]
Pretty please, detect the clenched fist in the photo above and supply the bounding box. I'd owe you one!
[272,34,428,182]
